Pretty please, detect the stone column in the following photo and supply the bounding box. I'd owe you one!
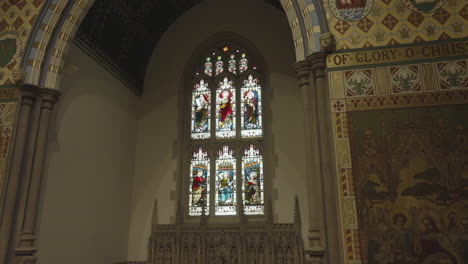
[15,88,60,262]
[0,83,39,264]
[307,50,342,264]
[295,59,326,264]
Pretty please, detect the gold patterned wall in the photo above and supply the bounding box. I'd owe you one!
[0,0,45,199]
[329,40,468,263]
[0,91,18,197]
[0,0,46,86]
[323,0,467,50]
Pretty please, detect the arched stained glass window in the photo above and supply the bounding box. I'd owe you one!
[189,147,210,216]
[242,144,264,215]
[215,146,236,215]
[191,80,211,140]
[186,42,264,217]
[216,77,236,139]
[241,75,262,138]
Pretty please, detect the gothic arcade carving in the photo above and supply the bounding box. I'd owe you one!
[148,200,305,264]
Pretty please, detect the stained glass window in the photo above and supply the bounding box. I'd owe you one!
[191,79,211,140]
[215,56,224,76]
[228,54,236,75]
[215,146,236,215]
[187,43,264,217]
[189,147,210,216]
[204,57,213,76]
[241,75,262,138]
[216,77,236,139]
[242,144,264,215]
[239,53,248,73]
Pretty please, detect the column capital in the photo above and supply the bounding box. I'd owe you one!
[39,88,61,110]
[307,52,327,80]
[293,60,311,87]
[18,84,40,106]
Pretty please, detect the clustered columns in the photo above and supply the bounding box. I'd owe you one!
[294,34,341,264]
[0,69,60,264]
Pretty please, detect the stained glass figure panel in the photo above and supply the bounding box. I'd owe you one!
[216,77,236,139]
[242,144,264,215]
[191,80,211,140]
[189,147,210,216]
[241,75,262,138]
[215,145,236,215]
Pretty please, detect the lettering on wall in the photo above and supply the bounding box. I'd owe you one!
[328,40,468,69]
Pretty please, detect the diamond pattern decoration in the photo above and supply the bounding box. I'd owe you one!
[382,14,399,30]
[0,0,46,86]
[461,4,468,21]
[12,17,23,29]
[387,38,400,46]
[413,36,425,43]
[357,17,374,33]
[433,8,451,25]
[334,20,351,35]
[326,0,466,50]
[438,32,451,40]
[407,12,425,27]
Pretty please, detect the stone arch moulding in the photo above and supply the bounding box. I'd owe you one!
[21,0,327,91]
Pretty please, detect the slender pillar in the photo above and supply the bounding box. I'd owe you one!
[295,59,326,264]
[0,84,39,264]
[15,88,60,259]
[308,51,342,264]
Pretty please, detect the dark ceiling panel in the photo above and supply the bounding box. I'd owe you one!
[74,0,284,94]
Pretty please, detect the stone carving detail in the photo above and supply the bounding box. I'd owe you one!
[148,200,305,264]
[319,32,336,52]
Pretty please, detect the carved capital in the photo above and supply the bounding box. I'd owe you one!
[293,60,311,87]
[307,52,327,80]
[12,69,26,84]
[18,84,40,106]
[39,88,61,110]
[14,246,37,256]
[319,32,336,53]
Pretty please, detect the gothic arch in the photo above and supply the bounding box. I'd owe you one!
[21,0,327,91]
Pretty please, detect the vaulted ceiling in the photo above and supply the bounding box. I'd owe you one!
[74,0,284,94]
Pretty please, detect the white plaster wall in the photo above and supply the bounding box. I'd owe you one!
[37,44,138,264]
[129,0,308,260]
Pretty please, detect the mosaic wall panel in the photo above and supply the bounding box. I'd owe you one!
[348,106,468,264]
[0,0,46,86]
[322,0,467,50]
[329,42,468,263]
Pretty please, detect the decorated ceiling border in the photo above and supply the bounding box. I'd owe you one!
[327,40,468,263]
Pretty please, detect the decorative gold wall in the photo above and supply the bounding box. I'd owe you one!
[329,39,468,263]
[323,0,467,50]
[0,0,46,86]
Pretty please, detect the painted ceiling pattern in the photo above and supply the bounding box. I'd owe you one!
[323,0,467,50]
[75,0,284,94]
[0,0,46,86]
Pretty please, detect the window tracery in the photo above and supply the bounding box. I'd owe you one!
[187,43,265,216]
